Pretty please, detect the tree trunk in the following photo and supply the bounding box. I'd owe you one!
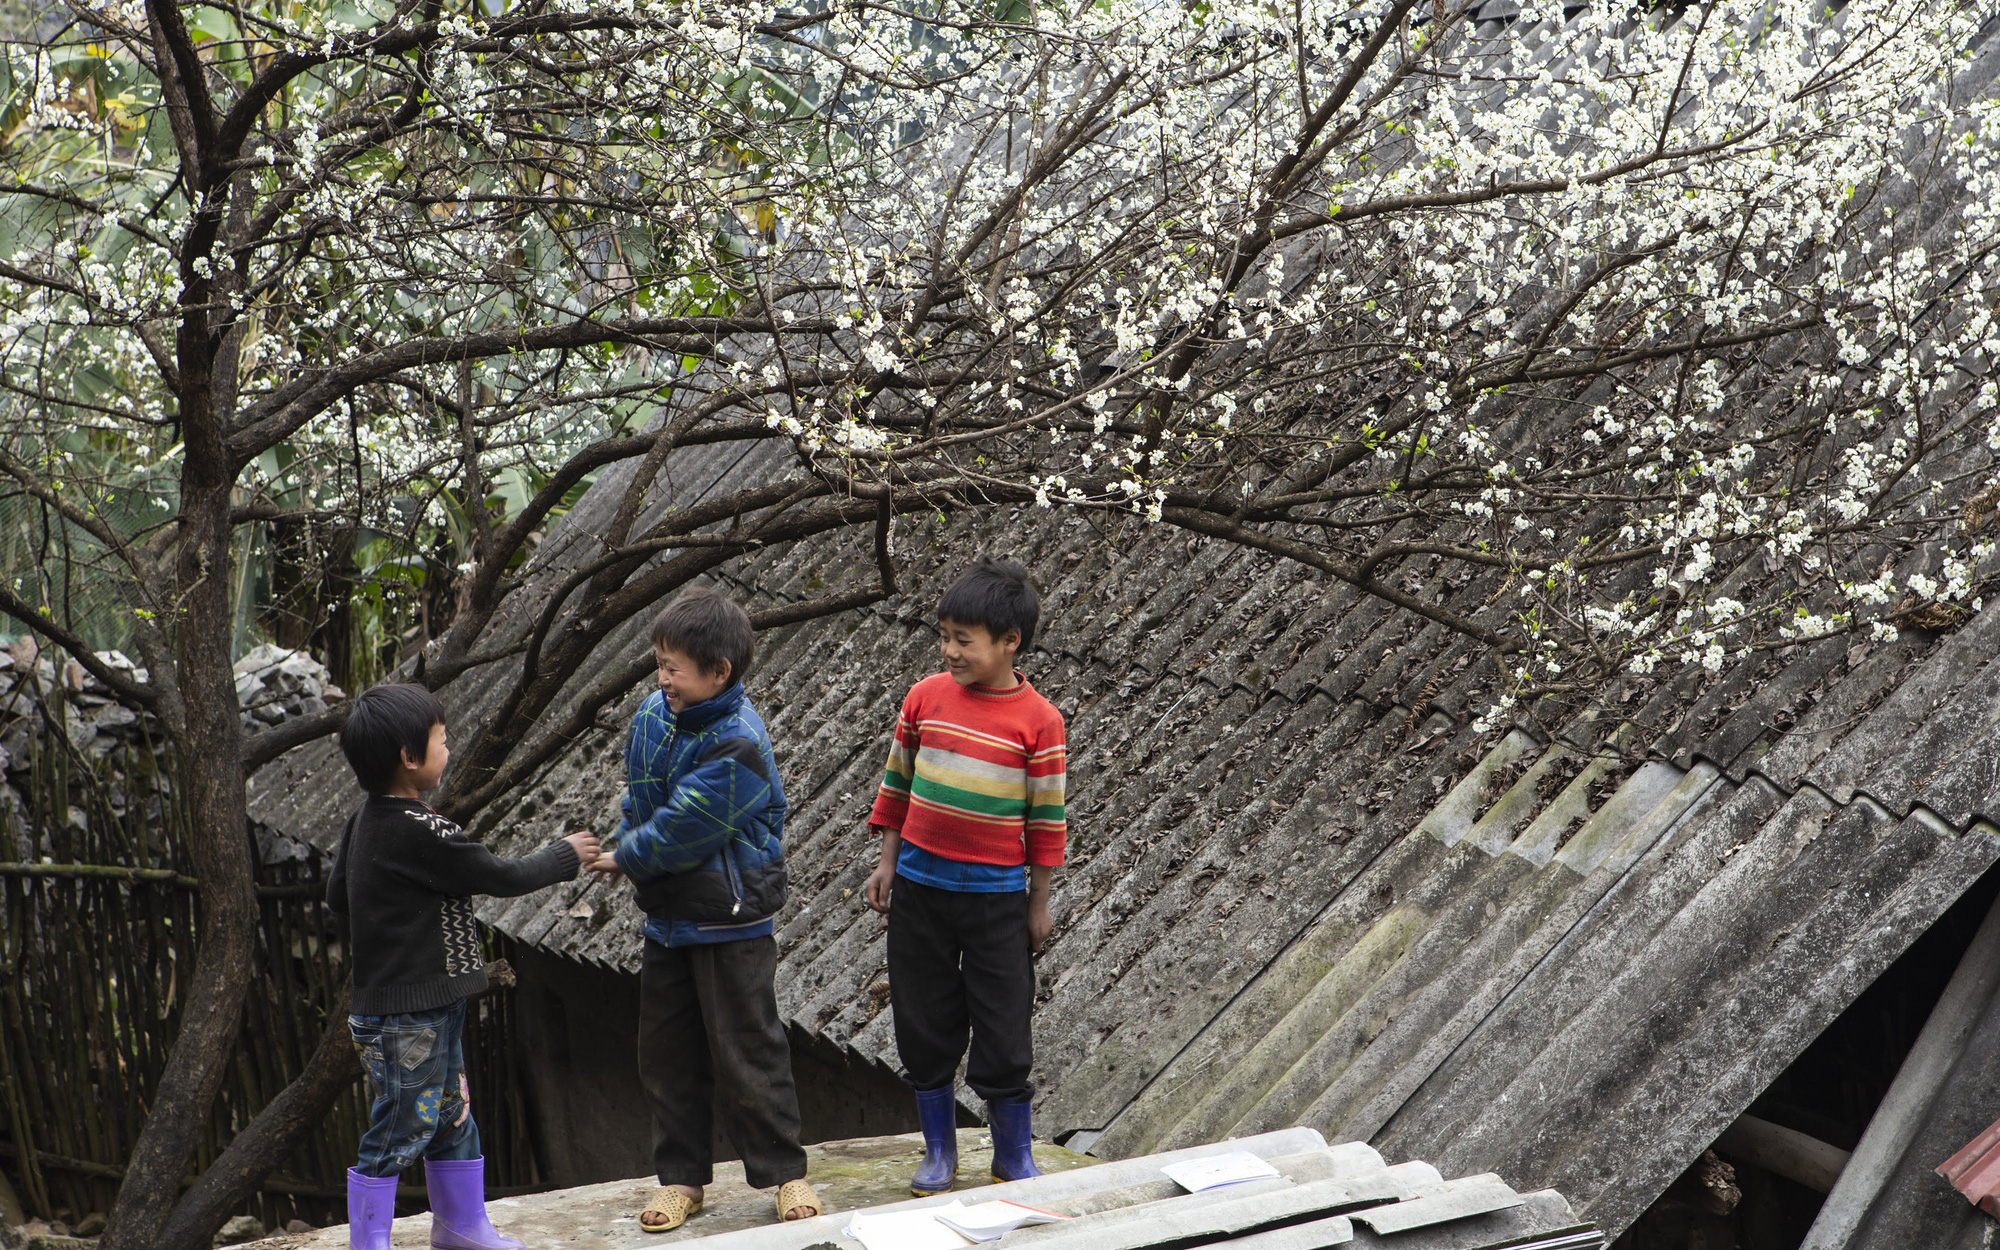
[102,427,261,1249]
[155,985,363,1250]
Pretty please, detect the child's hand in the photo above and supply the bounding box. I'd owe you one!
[1028,897,1053,954]
[564,830,601,867]
[863,862,894,913]
[585,832,623,882]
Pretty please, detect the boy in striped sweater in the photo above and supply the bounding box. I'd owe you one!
[864,558,1067,1195]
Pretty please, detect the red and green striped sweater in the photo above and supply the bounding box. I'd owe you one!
[868,671,1067,867]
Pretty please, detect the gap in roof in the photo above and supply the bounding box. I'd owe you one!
[1613,859,2000,1250]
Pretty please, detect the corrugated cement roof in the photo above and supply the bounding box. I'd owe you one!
[669,1127,1603,1250]
[1086,600,2000,1238]
[249,492,2000,1242]
[268,1127,1599,1249]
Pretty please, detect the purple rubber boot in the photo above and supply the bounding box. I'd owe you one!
[910,1085,960,1195]
[346,1168,398,1250]
[987,1098,1043,1183]
[424,1157,523,1250]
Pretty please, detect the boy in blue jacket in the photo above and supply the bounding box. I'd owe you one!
[606,587,819,1233]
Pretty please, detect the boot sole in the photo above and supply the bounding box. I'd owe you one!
[910,1170,958,1197]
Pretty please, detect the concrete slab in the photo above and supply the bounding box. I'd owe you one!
[254,1131,1092,1249]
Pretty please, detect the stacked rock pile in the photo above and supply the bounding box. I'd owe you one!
[0,642,149,768]
[231,643,345,730]
[0,639,345,773]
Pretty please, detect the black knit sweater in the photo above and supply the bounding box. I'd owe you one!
[327,796,580,1015]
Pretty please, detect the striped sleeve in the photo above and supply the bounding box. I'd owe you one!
[868,687,922,831]
[1023,710,1067,866]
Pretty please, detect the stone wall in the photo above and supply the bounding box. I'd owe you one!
[0,636,342,828]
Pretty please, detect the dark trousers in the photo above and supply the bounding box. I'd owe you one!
[886,875,1035,1103]
[638,936,807,1190]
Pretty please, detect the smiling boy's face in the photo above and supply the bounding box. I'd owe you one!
[655,644,732,712]
[396,720,449,793]
[938,617,1020,688]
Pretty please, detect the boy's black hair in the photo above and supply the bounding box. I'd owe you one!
[938,557,1040,650]
[650,586,755,682]
[339,682,446,794]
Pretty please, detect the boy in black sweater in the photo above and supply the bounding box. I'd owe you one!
[328,683,598,1250]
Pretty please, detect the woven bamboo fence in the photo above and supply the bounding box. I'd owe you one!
[0,677,543,1230]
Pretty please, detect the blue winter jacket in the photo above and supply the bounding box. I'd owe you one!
[613,682,789,946]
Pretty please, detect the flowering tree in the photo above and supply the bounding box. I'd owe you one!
[3,0,1996,1242]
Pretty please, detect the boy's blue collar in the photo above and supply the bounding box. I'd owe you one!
[667,681,745,732]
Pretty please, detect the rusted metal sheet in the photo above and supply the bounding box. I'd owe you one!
[1937,1119,2000,1218]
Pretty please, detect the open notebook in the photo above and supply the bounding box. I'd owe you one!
[935,1200,1067,1242]
[845,1198,1067,1249]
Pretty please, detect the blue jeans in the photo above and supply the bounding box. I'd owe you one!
[349,1001,481,1177]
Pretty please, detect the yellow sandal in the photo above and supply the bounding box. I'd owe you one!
[776,1178,823,1222]
[640,1186,702,1233]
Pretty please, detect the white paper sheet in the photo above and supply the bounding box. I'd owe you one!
[844,1203,977,1250]
[933,1199,1067,1242]
[1159,1149,1282,1192]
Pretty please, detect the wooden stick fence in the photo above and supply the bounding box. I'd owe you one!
[0,683,545,1230]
